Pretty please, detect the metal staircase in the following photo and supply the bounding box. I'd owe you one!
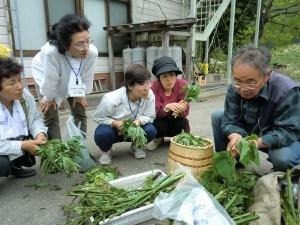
[194,0,232,41]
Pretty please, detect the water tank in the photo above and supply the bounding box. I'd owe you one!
[171,45,182,71]
[157,46,172,58]
[146,46,158,79]
[123,47,132,73]
[132,47,145,66]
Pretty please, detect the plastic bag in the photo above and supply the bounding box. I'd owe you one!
[66,116,96,172]
[152,165,235,225]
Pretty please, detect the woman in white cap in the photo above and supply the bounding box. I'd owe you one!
[147,56,190,150]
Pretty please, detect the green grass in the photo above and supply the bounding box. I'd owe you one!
[271,44,300,80]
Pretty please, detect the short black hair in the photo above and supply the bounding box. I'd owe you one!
[0,57,23,90]
[124,64,151,90]
[48,14,91,54]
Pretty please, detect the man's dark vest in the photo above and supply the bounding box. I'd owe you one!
[258,71,297,134]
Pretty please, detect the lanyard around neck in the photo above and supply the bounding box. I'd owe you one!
[64,55,83,85]
[127,95,141,120]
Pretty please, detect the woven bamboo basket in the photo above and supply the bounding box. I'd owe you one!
[168,136,214,179]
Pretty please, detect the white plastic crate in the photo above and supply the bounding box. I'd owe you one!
[97,169,166,225]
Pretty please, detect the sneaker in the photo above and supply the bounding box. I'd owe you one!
[99,151,112,165]
[131,146,146,159]
[10,165,36,178]
[146,138,163,151]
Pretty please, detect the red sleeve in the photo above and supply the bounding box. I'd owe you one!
[151,79,190,118]
[151,80,170,118]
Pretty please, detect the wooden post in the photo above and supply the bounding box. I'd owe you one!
[186,29,193,83]
[107,34,115,90]
[162,32,169,56]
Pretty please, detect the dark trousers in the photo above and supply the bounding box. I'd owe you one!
[44,97,87,139]
[153,117,190,138]
[94,123,157,152]
[0,154,36,177]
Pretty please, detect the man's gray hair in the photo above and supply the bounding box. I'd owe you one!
[231,46,271,75]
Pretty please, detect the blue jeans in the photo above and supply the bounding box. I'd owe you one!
[211,109,300,171]
[94,123,157,152]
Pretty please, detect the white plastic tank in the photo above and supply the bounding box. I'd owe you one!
[123,47,132,73]
[171,45,182,72]
[157,46,172,58]
[146,46,158,79]
[132,47,146,66]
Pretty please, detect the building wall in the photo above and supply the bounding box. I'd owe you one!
[133,0,189,23]
[0,0,11,45]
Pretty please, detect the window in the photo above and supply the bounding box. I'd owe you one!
[8,0,130,56]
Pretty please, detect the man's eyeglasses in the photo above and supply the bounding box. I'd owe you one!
[232,76,265,90]
[73,39,94,50]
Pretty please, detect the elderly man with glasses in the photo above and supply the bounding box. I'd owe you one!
[211,46,300,171]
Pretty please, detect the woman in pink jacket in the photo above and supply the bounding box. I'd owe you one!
[147,56,190,150]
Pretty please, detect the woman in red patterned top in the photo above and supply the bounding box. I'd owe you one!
[147,56,190,150]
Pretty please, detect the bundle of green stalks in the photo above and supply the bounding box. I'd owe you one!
[64,171,184,225]
[281,169,300,225]
[121,119,147,148]
[37,137,82,177]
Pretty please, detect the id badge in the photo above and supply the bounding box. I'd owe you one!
[68,75,86,97]
[68,83,86,97]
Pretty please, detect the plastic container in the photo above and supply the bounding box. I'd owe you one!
[97,170,166,225]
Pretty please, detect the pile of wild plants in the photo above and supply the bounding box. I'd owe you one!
[200,134,260,224]
[121,119,147,148]
[37,137,82,177]
[64,170,183,225]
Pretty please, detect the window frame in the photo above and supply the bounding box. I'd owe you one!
[8,0,130,57]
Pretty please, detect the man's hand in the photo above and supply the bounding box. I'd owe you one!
[40,98,56,114]
[227,133,242,157]
[73,97,88,109]
[21,139,46,156]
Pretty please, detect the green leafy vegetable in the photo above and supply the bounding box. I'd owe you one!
[183,84,201,102]
[200,151,259,224]
[85,166,119,184]
[37,137,82,177]
[237,134,260,166]
[174,131,206,147]
[121,119,147,148]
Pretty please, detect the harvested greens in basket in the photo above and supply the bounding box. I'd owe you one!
[37,137,82,177]
[174,131,207,147]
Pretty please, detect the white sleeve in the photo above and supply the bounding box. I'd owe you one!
[92,94,115,125]
[82,44,98,94]
[40,51,61,101]
[137,91,156,125]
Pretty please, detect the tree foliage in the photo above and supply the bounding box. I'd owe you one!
[199,0,300,56]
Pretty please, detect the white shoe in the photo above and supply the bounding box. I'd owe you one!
[146,138,163,151]
[99,151,112,165]
[131,146,146,159]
